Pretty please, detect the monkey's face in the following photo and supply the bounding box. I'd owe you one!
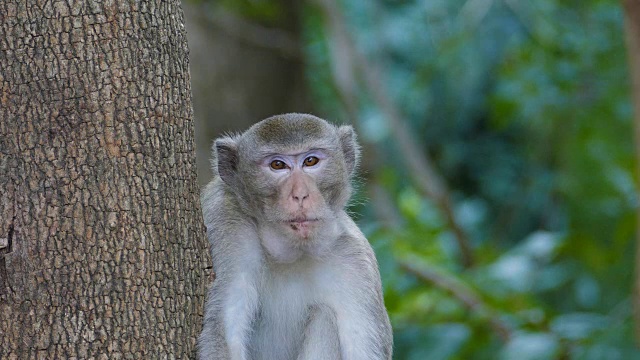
[249,148,347,242]
[214,114,360,256]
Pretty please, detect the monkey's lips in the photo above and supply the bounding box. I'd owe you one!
[285,217,319,238]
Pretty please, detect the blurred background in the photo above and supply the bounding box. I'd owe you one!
[183,0,639,358]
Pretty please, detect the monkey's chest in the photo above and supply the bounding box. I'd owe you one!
[249,269,319,360]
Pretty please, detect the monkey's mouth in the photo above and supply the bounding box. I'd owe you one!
[286,217,319,236]
[287,218,318,227]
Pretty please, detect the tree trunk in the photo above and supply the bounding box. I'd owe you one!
[0,0,212,358]
[623,0,640,345]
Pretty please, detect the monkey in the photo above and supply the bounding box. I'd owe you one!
[198,113,393,360]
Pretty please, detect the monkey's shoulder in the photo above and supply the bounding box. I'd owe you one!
[201,178,245,224]
[321,215,381,281]
[335,213,377,254]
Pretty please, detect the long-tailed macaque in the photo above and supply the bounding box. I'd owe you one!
[198,113,393,360]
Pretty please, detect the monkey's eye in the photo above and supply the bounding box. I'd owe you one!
[270,160,288,170]
[303,156,319,167]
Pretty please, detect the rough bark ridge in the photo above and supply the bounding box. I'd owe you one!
[0,0,212,358]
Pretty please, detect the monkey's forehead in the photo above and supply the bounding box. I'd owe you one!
[244,113,336,148]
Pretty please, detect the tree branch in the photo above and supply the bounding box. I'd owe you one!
[315,0,475,267]
[399,257,513,342]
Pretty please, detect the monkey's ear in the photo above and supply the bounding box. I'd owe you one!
[214,137,239,185]
[338,125,361,176]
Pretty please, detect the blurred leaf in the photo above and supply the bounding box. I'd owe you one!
[501,332,561,360]
[550,312,608,341]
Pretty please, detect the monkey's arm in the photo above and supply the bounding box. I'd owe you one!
[203,233,262,360]
[297,305,341,360]
[200,238,262,360]
[333,259,392,360]
[200,265,261,360]
[199,181,264,360]
[329,217,393,360]
[199,282,230,359]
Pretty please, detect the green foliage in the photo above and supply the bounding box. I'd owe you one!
[197,0,637,357]
[301,0,639,358]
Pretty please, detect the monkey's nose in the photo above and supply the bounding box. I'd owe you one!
[292,193,309,204]
[289,172,310,205]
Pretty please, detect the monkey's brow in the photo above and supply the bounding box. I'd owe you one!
[257,148,328,158]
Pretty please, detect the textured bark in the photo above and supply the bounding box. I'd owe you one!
[623,0,640,345]
[0,0,212,358]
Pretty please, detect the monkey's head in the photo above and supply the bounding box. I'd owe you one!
[213,113,360,256]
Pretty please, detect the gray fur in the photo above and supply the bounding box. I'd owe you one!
[198,114,393,360]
